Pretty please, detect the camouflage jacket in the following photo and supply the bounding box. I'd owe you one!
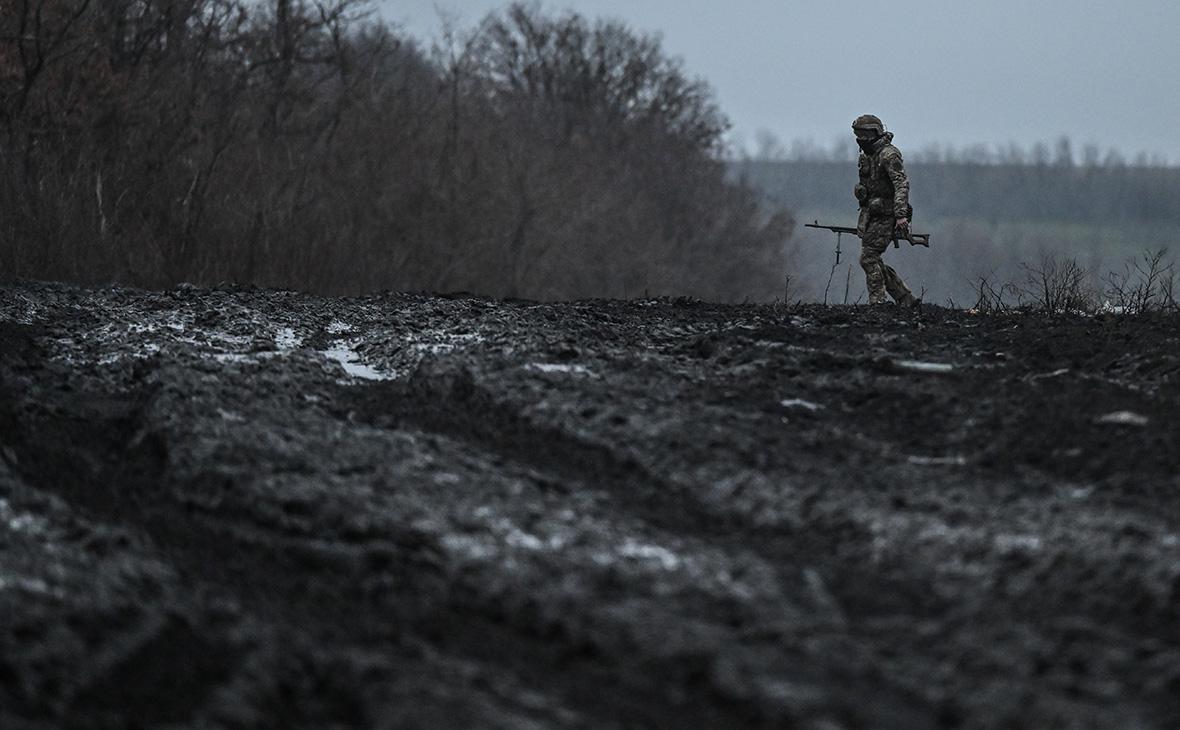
[854,132,910,219]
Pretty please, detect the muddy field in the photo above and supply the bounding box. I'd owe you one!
[1,281,1179,729]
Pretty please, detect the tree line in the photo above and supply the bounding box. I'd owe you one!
[0,0,792,300]
[735,159,1180,226]
[743,133,1172,168]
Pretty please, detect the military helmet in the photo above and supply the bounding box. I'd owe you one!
[852,114,884,133]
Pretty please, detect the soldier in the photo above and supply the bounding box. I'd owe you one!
[852,114,920,307]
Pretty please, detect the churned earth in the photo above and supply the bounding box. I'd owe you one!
[1,281,1179,729]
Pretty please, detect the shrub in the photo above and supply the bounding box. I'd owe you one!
[1018,255,1096,314]
[1102,248,1175,315]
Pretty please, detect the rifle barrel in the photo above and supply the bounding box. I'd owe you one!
[807,220,933,247]
[804,221,858,234]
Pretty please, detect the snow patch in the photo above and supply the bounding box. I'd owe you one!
[274,327,302,350]
[0,575,57,596]
[618,539,681,571]
[994,534,1043,552]
[895,360,955,374]
[441,534,497,561]
[780,398,823,411]
[98,342,160,365]
[213,351,280,364]
[527,363,594,376]
[1096,411,1149,427]
[217,408,246,422]
[406,331,484,357]
[326,321,353,334]
[1031,368,1071,380]
[0,499,48,534]
[505,528,547,551]
[412,342,460,355]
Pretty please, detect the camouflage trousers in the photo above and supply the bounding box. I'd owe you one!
[858,216,915,305]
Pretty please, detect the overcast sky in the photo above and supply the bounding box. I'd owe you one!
[376,0,1179,162]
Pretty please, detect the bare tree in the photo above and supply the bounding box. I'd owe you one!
[0,1,793,301]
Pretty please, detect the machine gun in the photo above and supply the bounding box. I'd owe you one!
[804,220,931,251]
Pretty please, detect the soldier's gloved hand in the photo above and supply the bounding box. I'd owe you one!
[895,217,910,233]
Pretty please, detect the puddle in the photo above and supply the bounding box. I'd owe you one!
[321,343,396,381]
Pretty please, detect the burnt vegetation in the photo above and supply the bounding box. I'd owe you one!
[0,0,791,300]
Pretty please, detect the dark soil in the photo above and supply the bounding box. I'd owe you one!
[2,281,1179,729]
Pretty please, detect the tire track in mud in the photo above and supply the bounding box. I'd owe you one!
[361,360,842,573]
[711,332,1180,720]
[363,345,1180,727]
[0,369,502,724]
[0,356,787,727]
[0,386,387,726]
[0,326,257,725]
[344,385,831,726]
[372,352,956,615]
[348,360,950,727]
[8,289,1180,728]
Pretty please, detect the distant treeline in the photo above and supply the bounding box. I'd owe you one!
[743,133,1172,169]
[0,1,790,300]
[735,160,1180,225]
